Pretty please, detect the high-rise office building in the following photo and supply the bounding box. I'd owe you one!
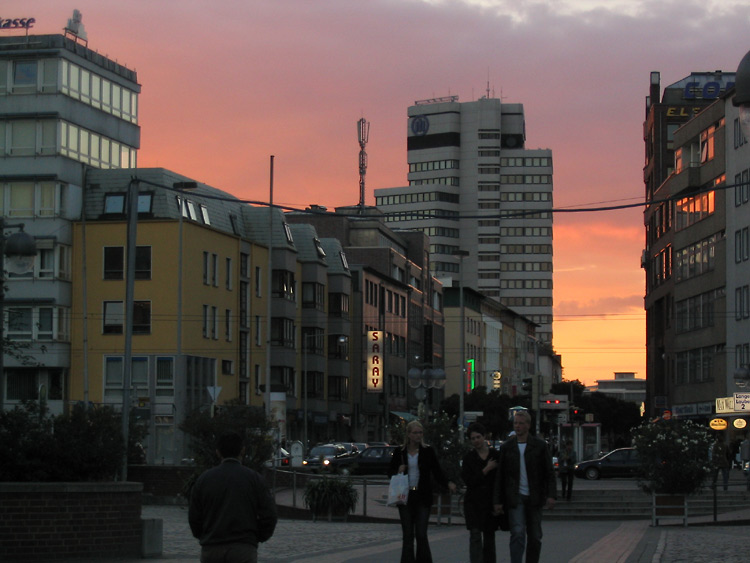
[0,32,140,413]
[375,96,554,343]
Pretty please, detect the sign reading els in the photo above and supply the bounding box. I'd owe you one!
[366,331,383,393]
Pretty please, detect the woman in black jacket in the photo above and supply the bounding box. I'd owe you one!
[388,420,457,563]
[461,422,499,563]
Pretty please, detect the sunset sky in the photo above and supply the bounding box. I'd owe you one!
[7,1,750,385]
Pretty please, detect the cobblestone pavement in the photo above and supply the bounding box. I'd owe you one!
[141,505,750,563]
[142,505,405,561]
[656,525,750,563]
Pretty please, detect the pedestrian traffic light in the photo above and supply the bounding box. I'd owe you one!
[522,377,533,393]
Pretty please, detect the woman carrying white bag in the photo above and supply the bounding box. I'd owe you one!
[387,420,457,563]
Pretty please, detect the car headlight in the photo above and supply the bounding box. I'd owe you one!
[303,460,308,466]
[323,459,330,466]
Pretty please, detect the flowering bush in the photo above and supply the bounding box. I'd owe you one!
[631,418,712,495]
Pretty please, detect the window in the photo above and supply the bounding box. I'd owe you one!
[225,258,232,290]
[103,246,151,280]
[211,306,218,339]
[255,266,262,297]
[225,309,232,341]
[302,282,325,310]
[271,317,295,347]
[102,301,150,334]
[104,193,125,214]
[156,357,174,390]
[200,204,210,225]
[13,61,37,87]
[272,270,296,300]
[211,254,218,287]
[255,315,262,346]
[222,360,234,375]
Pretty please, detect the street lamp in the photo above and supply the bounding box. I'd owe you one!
[0,223,37,411]
[453,249,469,443]
[408,365,446,418]
[734,49,750,137]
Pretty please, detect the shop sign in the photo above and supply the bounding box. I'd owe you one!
[734,419,747,429]
[709,418,728,430]
[366,331,383,393]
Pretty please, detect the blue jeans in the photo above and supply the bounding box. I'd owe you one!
[507,495,543,563]
[397,492,432,562]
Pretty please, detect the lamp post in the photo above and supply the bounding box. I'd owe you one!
[453,249,469,443]
[0,222,37,411]
[408,365,446,418]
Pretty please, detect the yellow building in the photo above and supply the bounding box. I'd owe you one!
[70,168,270,463]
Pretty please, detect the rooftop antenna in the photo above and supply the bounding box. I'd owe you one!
[357,117,370,212]
[486,68,491,98]
[64,9,88,45]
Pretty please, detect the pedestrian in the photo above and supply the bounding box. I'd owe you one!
[558,440,577,500]
[493,409,557,563]
[711,433,731,491]
[461,422,499,563]
[189,430,278,563]
[388,420,457,563]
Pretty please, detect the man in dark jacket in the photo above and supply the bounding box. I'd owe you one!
[493,410,556,563]
[189,431,277,563]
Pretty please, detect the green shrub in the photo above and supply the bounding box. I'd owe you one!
[0,401,143,482]
[303,476,358,516]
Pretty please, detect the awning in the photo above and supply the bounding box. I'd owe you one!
[390,410,419,422]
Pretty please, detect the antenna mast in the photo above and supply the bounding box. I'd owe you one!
[357,118,370,212]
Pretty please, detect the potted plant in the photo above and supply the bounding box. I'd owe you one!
[631,418,712,525]
[303,475,358,521]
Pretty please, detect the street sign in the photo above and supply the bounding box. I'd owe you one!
[734,392,750,411]
[206,386,222,402]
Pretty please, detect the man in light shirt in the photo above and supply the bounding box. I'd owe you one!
[493,410,556,563]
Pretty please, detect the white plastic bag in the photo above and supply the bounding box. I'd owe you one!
[387,473,410,507]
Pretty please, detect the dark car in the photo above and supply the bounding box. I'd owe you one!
[303,443,350,471]
[336,445,399,475]
[574,447,640,480]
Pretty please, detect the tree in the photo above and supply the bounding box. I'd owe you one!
[441,387,517,441]
[179,399,274,474]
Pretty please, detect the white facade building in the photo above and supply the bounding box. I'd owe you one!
[375,96,554,343]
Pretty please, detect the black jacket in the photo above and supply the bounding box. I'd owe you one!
[388,443,450,506]
[189,458,278,547]
[461,447,499,530]
[493,435,557,509]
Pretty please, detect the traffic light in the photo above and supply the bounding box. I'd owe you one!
[522,377,533,393]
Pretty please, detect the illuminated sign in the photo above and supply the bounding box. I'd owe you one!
[411,115,429,136]
[683,80,734,101]
[0,17,36,30]
[665,107,703,118]
[366,331,383,393]
[734,419,747,429]
[709,418,728,430]
[466,359,475,393]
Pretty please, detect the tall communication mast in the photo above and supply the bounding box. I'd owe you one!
[357,118,370,212]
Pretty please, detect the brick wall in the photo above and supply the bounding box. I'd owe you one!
[0,482,143,561]
[127,465,195,498]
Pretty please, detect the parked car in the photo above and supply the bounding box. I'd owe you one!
[336,445,399,475]
[574,447,640,480]
[302,443,350,471]
[335,442,362,456]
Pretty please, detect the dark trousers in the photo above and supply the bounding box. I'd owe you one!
[469,527,496,563]
[200,542,257,563]
[397,491,432,563]
[559,470,573,499]
[507,495,543,563]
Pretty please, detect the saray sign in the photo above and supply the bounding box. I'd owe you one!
[366,331,383,393]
